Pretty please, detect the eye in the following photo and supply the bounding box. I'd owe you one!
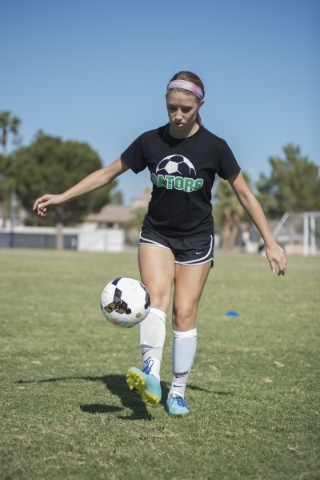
[181,107,192,113]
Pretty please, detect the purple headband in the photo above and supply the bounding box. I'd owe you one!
[167,79,204,100]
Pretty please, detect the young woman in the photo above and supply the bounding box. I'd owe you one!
[33,71,287,416]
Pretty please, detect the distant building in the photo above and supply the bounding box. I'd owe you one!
[83,204,133,229]
[82,186,152,230]
[130,186,152,210]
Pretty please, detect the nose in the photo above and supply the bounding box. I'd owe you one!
[174,109,183,120]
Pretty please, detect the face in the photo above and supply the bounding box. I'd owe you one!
[166,90,204,138]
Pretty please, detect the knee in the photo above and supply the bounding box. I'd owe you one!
[172,306,197,331]
[148,289,170,312]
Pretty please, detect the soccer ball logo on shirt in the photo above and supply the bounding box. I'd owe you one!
[151,155,204,193]
[157,155,196,176]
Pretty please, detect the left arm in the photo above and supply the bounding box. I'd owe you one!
[228,172,287,276]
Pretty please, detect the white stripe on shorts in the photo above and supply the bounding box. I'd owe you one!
[175,235,213,266]
[139,232,171,250]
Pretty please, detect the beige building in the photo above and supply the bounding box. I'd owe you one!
[83,186,152,230]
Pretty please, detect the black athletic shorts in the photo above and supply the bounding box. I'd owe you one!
[139,225,214,267]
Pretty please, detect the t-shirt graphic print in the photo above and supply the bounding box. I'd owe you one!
[152,154,204,193]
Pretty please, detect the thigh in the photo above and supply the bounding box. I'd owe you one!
[172,262,212,331]
[138,244,175,312]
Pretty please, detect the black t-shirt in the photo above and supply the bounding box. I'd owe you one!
[121,125,241,238]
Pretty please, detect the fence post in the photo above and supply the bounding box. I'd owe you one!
[303,213,309,257]
[310,214,316,256]
[56,223,63,250]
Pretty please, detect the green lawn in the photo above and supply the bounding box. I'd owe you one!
[0,249,319,479]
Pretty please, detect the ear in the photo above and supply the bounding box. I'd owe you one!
[199,100,205,108]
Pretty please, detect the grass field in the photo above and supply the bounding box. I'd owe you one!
[0,249,319,480]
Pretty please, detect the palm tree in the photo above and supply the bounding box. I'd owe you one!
[0,111,21,227]
[214,179,244,250]
[213,173,252,250]
[0,111,20,156]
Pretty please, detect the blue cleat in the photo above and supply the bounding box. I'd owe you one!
[126,367,162,404]
[166,395,190,416]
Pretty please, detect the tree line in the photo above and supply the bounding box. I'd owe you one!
[213,144,320,248]
[0,112,121,228]
[1,111,320,241]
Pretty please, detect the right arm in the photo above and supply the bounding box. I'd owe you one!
[33,157,129,217]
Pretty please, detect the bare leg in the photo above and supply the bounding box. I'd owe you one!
[138,244,175,376]
[126,245,176,403]
[168,261,211,406]
[138,244,175,311]
[172,261,211,331]
[127,246,212,410]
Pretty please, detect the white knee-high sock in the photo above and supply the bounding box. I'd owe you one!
[140,307,166,381]
[169,328,197,399]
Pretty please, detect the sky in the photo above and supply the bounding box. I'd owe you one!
[2,0,319,205]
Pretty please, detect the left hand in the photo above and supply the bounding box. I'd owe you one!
[265,243,287,276]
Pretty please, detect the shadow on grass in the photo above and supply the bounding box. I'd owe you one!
[81,404,123,414]
[16,374,155,421]
[16,375,229,419]
[211,391,233,396]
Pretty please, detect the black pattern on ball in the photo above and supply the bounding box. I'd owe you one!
[104,287,132,315]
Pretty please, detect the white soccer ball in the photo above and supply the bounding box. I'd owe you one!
[100,277,151,328]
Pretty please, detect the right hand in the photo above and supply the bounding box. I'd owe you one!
[265,243,287,276]
[33,194,64,217]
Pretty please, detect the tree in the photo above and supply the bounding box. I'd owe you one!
[124,208,147,232]
[0,111,20,156]
[0,111,21,227]
[213,180,243,250]
[110,190,123,205]
[256,144,320,217]
[213,173,251,250]
[12,131,121,226]
[0,152,15,209]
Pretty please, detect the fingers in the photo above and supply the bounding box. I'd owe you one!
[33,196,47,211]
[38,204,48,216]
[266,245,287,277]
[33,195,51,216]
[277,257,287,276]
[277,249,287,276]
[269,259,275,274]
[35,203,47,216]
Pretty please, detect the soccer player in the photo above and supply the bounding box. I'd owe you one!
[34,71,287,416]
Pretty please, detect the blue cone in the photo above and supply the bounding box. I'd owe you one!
[225,310,240,317]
